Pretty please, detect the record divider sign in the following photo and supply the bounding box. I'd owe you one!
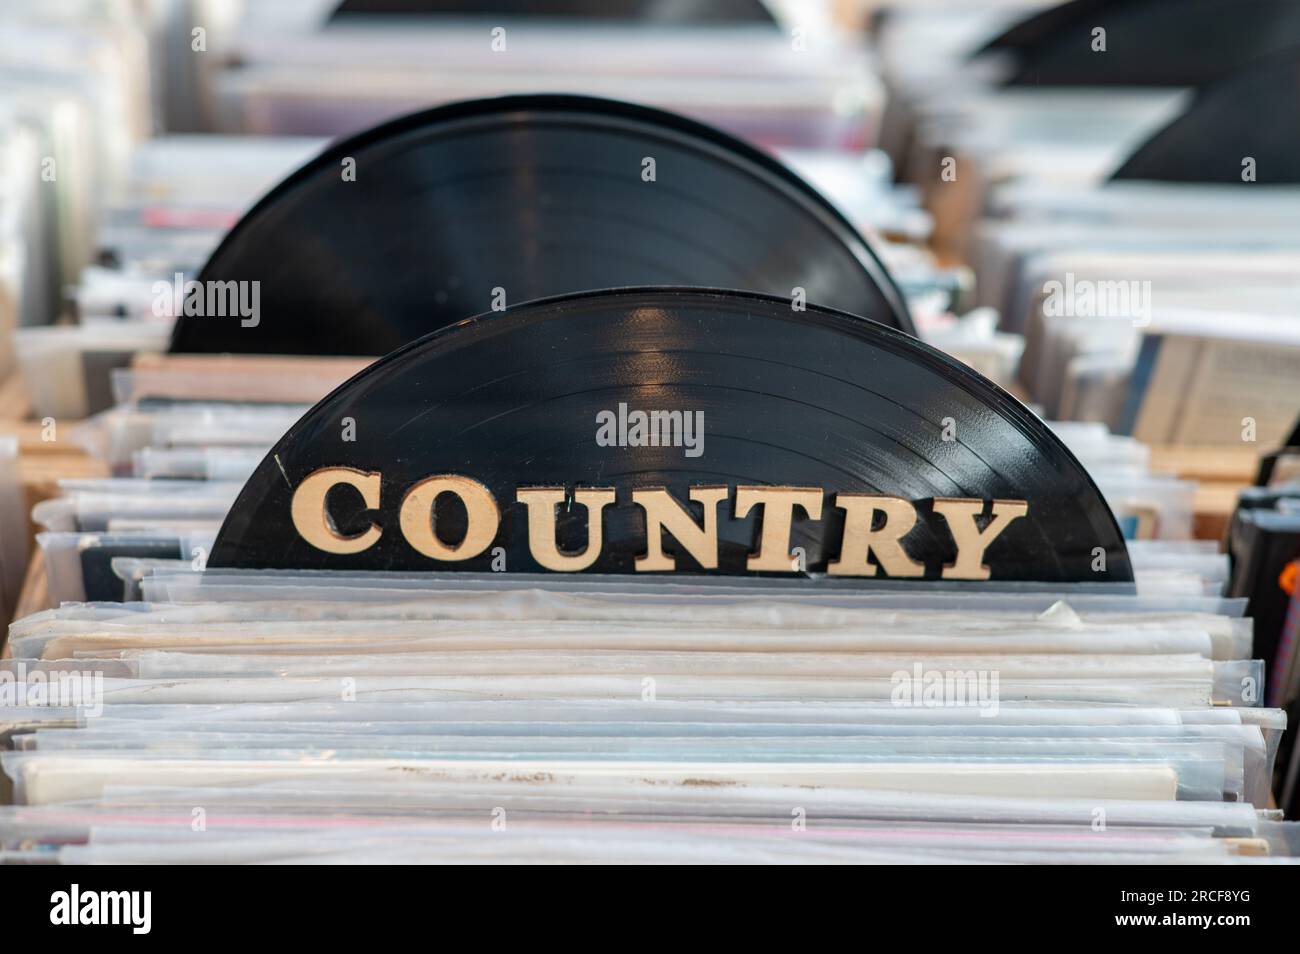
[208,287,1133,585]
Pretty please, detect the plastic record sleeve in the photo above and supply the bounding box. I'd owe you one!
[209,287,1131,583]
[170,94,914,356]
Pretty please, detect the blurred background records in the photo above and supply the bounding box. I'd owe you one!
[1227,415,1300,818]
[880,0,1300,455]
[2,0,999,422]
[207,0,874,146]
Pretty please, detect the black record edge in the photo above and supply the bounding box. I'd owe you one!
[1110,47,1300,184]
[210,286,1132,585]
[972,0,1300,89]
[171,93,914,352]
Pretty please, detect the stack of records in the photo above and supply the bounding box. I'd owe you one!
[1048,421,1197,542]
[0,2,155,372]
[0,1,1295,870]
[15,134,325,420]
[1227,421,1300,818]
[204,0,879,148]
[4,286,1294,863]
[879,0,1300,448]
[8,3,998,423]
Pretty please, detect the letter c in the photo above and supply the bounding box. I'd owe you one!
[290,467,383,554]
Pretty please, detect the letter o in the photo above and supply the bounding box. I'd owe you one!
[399,474,500,561]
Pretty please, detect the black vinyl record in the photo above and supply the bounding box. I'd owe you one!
[79,538,184,603]
[975,0,1300,88]
[171,95,913,356]
[1113,49,1300,184]
[211,288,1130,584]
[1228,508,1300,680]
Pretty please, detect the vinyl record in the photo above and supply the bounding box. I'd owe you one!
[975,0,1300,88]
[1254,407,1300,486]
[1228,507,1300,677]
[211,287,1130,583]
[171,95,913,356]
[1112,49,1300,184]
[79,538,185,603]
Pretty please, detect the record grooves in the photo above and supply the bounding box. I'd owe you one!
[172,94,914,356]
[211,287,1131,583]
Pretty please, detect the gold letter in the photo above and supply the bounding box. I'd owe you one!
[932,498,1029,580]
[517,487,616,571]
[828,494,924,578]
[399,474,499,561]
[633,486,728,571]
[290,466,382,554]
[733,486,823,572]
